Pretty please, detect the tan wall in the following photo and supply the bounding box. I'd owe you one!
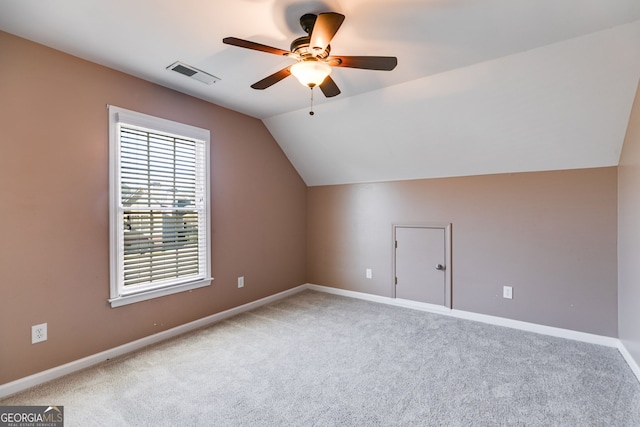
[0,31,307,384]
[308,167,618,336]
[618,80,640,364]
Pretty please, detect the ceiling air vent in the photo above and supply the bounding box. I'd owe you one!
[167,61,220,85]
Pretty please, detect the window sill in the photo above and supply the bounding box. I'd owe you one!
[109,278,213,308]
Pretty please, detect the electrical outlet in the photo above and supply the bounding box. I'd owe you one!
[503,286,513,299]
[32,323,47,344]
[366,268,372,279]
[237,276,244,288]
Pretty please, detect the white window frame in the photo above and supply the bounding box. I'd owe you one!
[108,105,212,307]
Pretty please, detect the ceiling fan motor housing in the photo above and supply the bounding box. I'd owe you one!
[290,36,330,60]
[300,13,317,34]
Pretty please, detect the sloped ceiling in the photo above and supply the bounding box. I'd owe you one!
[1,0,640,186]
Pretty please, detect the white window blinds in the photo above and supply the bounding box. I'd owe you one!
[109,106,211,307]
[120,126,207,287]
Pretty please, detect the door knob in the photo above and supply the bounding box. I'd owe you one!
[435,264,445,271]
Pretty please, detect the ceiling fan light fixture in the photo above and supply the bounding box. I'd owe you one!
[291,60,331,88]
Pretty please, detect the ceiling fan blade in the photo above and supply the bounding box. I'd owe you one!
[223,37,290,56]
[250,67,292,90]
[309,12,345,53]
[330,56,398,71]
[319,76,341,98]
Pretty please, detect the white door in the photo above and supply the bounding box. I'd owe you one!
[395,226,448,306]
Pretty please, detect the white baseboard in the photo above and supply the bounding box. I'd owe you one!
[618,341,640,384]
[306,284,620,348]
[449,309,620,348]
[3,283,638,398]
[0,285,308,399]
[306,284,640,381]
[305,284,453,315]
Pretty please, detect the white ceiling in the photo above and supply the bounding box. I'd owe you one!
[2,0,640,186]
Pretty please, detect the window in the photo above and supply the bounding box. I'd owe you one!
[108,106,212,307]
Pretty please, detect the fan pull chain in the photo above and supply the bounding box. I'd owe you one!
[309,87,315,116]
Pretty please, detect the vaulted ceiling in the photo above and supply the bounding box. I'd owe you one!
[2,0,640,186]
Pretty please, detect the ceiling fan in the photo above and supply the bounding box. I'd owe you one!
[223,12,398,100]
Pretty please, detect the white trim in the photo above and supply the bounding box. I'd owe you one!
[308,285,640,379]
[107,105,212,307]
[110,105,209,141]
[450,308,619,347]
[3,283,638,398]
[108,278,213,307]
[306,284,454,315]
[618,341,640,383]
[0,285,307,399]
[306,284,619,347]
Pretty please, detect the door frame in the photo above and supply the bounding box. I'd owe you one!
[392,223,453,309]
